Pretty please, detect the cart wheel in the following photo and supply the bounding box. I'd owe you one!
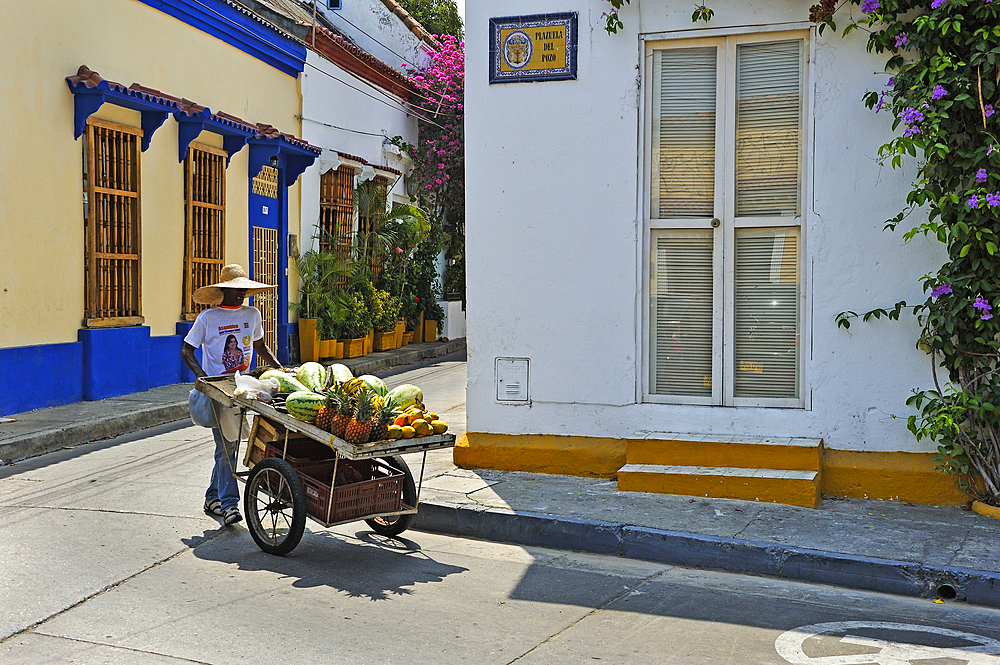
[244,457,307,556]
[366,455,417,538]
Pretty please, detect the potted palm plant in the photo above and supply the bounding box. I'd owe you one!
[339,292,370,359]
[293,247,353,363]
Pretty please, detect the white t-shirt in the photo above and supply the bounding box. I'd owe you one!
[184,305,264,376]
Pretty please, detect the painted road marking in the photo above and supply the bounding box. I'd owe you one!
[775,621,1000,664]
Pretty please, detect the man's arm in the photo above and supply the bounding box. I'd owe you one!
[253,339,283,370]
[182,343,206,379]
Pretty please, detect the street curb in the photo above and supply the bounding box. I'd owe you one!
[0,402,190,465]
[412,500,1000,609]
[336,338,466,376]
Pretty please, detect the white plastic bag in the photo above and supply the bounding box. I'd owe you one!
[233,371,279,402]
[188,390,218,428]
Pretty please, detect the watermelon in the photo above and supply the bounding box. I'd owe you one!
[386,384,422,410]
[296,362,326,393]
[260,370,308,394]
[327,363,353,384]
[285,391,326,423]
[357,375,388,396]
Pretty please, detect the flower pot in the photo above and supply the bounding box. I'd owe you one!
[334,341,344,360]
[298,319,319,363]
[402,331,413,346]
[423,320,438,343]
[364,330,373,356]
[375,331,397,351]
[342,337,365,358]
[395,319,405,348]
[320,339,335,359]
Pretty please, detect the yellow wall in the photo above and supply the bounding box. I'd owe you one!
[0,0,302,345]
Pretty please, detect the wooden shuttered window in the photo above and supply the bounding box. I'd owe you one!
[319,165,355,257]
[83,119,143,327]
[734,228,800,399]
[651,47,717,219]
[647,36,804,406]
[182,144,227,320]
[735,41,803,217]
[650,230,715,397]
[359,176,390,281]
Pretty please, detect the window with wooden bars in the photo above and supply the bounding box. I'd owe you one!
[83,119,143,327]
[646,33,805,407]
[359,176,390,281]
[319,165,355,257]
[182,144,227,321]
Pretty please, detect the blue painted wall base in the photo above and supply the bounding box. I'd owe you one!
[0,342,84,415]
[0,327,194,416]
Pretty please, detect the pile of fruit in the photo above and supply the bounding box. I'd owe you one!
[259,362,448,444]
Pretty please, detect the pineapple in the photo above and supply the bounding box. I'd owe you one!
[369,397,397,443]
[344,389,375,444]
[315,391,338,432]
[331,384,354,440]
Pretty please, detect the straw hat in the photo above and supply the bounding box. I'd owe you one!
[193,264,276,305]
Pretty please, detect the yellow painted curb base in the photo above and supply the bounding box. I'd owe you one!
[627,437,820,471]
[821,449,967,505]
[453,432,625,478]
[453,432,970,506]
[972,500,1000,520]
[618,470,820,508]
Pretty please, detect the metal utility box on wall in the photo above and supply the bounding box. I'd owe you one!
[496,357,529,402]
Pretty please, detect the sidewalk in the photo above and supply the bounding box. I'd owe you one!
[2,337,999,610]
[0,338,465,466]
[406,450,1000,608]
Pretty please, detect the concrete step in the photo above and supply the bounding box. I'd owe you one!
[626,432,823,471]
[617,463,821,508]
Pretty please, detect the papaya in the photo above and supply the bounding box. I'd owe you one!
[431,420,448,434]
[401,426,416,439]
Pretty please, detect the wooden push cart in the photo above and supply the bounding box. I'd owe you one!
[195,375,456,555]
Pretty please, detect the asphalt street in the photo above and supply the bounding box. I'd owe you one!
[2,354,1000,664]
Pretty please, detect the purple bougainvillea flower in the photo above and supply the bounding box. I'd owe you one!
[986,105,996,118]
[931,283,953,298]
[975,297,992,312]
[986,192,1000,208]
[977,169,989,183]
[931,0,945,8]
[862,0,879,12]
[984,312,995,320]
[931,85,947,100]
[886,76,895,87]
[904,126,921,137]
[968,195,980,209]
[895,33,907,47]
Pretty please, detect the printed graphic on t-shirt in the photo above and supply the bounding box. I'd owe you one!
[218,326,251,374]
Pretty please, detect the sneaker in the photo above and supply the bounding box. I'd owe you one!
[223,506,243,525]
[203,499,223,516]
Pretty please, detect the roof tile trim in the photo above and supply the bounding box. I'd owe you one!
[376,0,440,49]
[66,66,318,152]
[306,25,416,99]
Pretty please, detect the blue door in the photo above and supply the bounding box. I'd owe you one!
[248,164,289,363]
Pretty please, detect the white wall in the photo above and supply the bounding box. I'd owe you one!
[319,0,429,73]
[299,49,419,252]
[465,0,944,453]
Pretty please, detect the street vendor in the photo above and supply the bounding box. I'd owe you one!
[182,264,283,526]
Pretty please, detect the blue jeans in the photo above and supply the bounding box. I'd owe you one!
[206,427,240,511]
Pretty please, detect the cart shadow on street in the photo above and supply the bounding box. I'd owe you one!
[183,525,469,602]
